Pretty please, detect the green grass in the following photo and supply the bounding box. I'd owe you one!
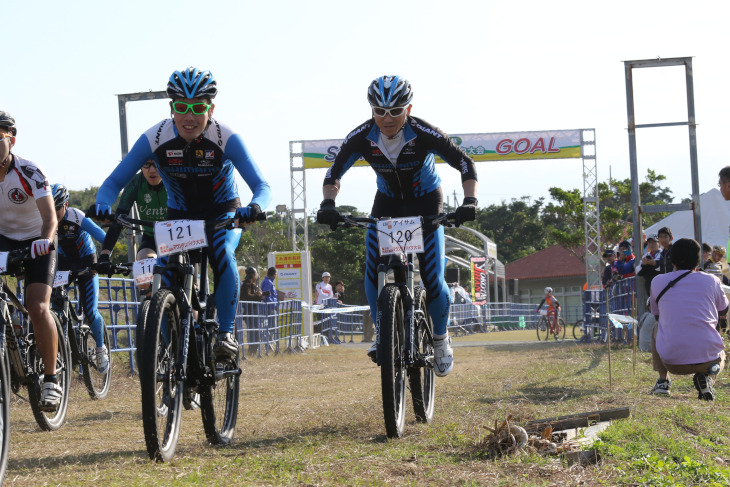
[5,337,730,485]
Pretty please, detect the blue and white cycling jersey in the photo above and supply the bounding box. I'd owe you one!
[57,207,106,260]
[96,118,271,213]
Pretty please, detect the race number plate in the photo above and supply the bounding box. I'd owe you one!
[53,270,70,288]
[133,258,157,286]
[0,252,7,273]
[376,217,424,255]
[154,220,207,257]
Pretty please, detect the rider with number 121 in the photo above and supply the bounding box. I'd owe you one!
[95,67,272,359]
[0,110,61,411]
[317,76,478,377]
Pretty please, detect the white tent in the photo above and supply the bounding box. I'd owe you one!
[644,188,730,249]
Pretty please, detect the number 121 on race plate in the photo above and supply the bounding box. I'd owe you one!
[155,220,208,257]
[376,217,424,255]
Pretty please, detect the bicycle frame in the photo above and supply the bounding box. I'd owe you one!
[0,281,33,387]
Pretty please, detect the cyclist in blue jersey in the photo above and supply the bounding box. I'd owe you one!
[52,184,110,372]
[317,76,478,377]
[95,67,272,360]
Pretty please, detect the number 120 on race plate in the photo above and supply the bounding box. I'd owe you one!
[376,217,424,255]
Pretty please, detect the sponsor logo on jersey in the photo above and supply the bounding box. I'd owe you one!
[167,150,184,157]
[204,150,214,159]
[168,158,182,165]
[144,193,152,204]
[196,150,204,158]
[8,188,27,204]
[344,124,369,144]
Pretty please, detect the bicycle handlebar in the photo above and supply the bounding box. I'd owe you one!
[99,212,266,232]
[338,212,458,229]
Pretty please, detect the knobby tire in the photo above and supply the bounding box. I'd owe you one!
[377,284,407,438]
[141,289,183,462]
[408,286,435,424]
[81,321,112,399]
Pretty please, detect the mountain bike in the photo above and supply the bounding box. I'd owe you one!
[51,263,130,399]
[136,215,263,461]
[336,212,456,438]
[0,248,71,431]
[536,309,565,341]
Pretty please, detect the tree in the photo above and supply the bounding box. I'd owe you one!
[236,218,290,272]
[466,197,552,263]
[542,169,674,260]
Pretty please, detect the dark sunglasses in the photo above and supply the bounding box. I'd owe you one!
[172,101,211,115]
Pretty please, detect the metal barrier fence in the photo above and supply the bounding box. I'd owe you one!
[73,277,610,373]
[581,276,637,344]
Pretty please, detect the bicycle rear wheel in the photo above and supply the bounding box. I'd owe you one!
[81,322,112,399]
[28,311,71,431]
[200,298,240,445]
[141,289,183,462]
[536,316,549,341]
[377,284,407,438]
[572,320,585,341]
[408,286,434,424]
[135,298,150,373]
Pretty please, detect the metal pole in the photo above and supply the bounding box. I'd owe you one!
[685,59,702,242]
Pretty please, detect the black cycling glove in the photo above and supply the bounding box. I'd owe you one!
[454,197,478,227]
[236,204,262,223]
[96,254,115,276]
[316,199,340,230]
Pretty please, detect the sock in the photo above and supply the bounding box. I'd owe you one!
[44,374,58,384]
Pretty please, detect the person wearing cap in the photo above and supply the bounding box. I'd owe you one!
[0,110,64,412]
[615,240,636,279]
[315,271,334,305]
[602,249,617,288]
[637,234,662,294]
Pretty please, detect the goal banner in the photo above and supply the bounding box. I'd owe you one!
[300,130,582,169]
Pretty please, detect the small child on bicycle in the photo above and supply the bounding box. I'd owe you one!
[536,287,561,337]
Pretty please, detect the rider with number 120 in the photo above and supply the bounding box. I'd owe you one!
[317,76,478,377]
[95,67,272,359]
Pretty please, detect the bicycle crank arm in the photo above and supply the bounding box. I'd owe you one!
[215,368,242,381]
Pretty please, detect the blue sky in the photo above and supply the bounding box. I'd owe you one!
[3,0,728,214]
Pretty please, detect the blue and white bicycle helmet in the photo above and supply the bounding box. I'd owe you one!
[51,183,69,209]
[166,67,218,100]
[367,76,413,107]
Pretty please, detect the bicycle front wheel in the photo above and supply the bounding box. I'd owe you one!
[28,311,71,431]
[408,286,435,424]
[141,289,183,462]
[536,316,549,341]
[572,320,585,341]
[555,318,566,340]
[81,322,112,400]
[0,342,9,484]
[378,284,407,438]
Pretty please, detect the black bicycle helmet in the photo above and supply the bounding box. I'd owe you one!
[51,183,69,209]
[166,67,218,100]
[367,76,413,108]
[0,110,16,136]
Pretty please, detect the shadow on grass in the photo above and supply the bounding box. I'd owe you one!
[7,448,144,470]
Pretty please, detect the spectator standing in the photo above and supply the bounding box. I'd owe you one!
[657,227,674,274]
[261,267,278,303]
[636,234,661,294]
[240,267,263,355]
[333,280,345,303]
[703,245,725,279]
[615,240,636,278]
[649,238,728,400]
[602,249,617,288]
[315,271,334,305]
[701,243,712,267]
